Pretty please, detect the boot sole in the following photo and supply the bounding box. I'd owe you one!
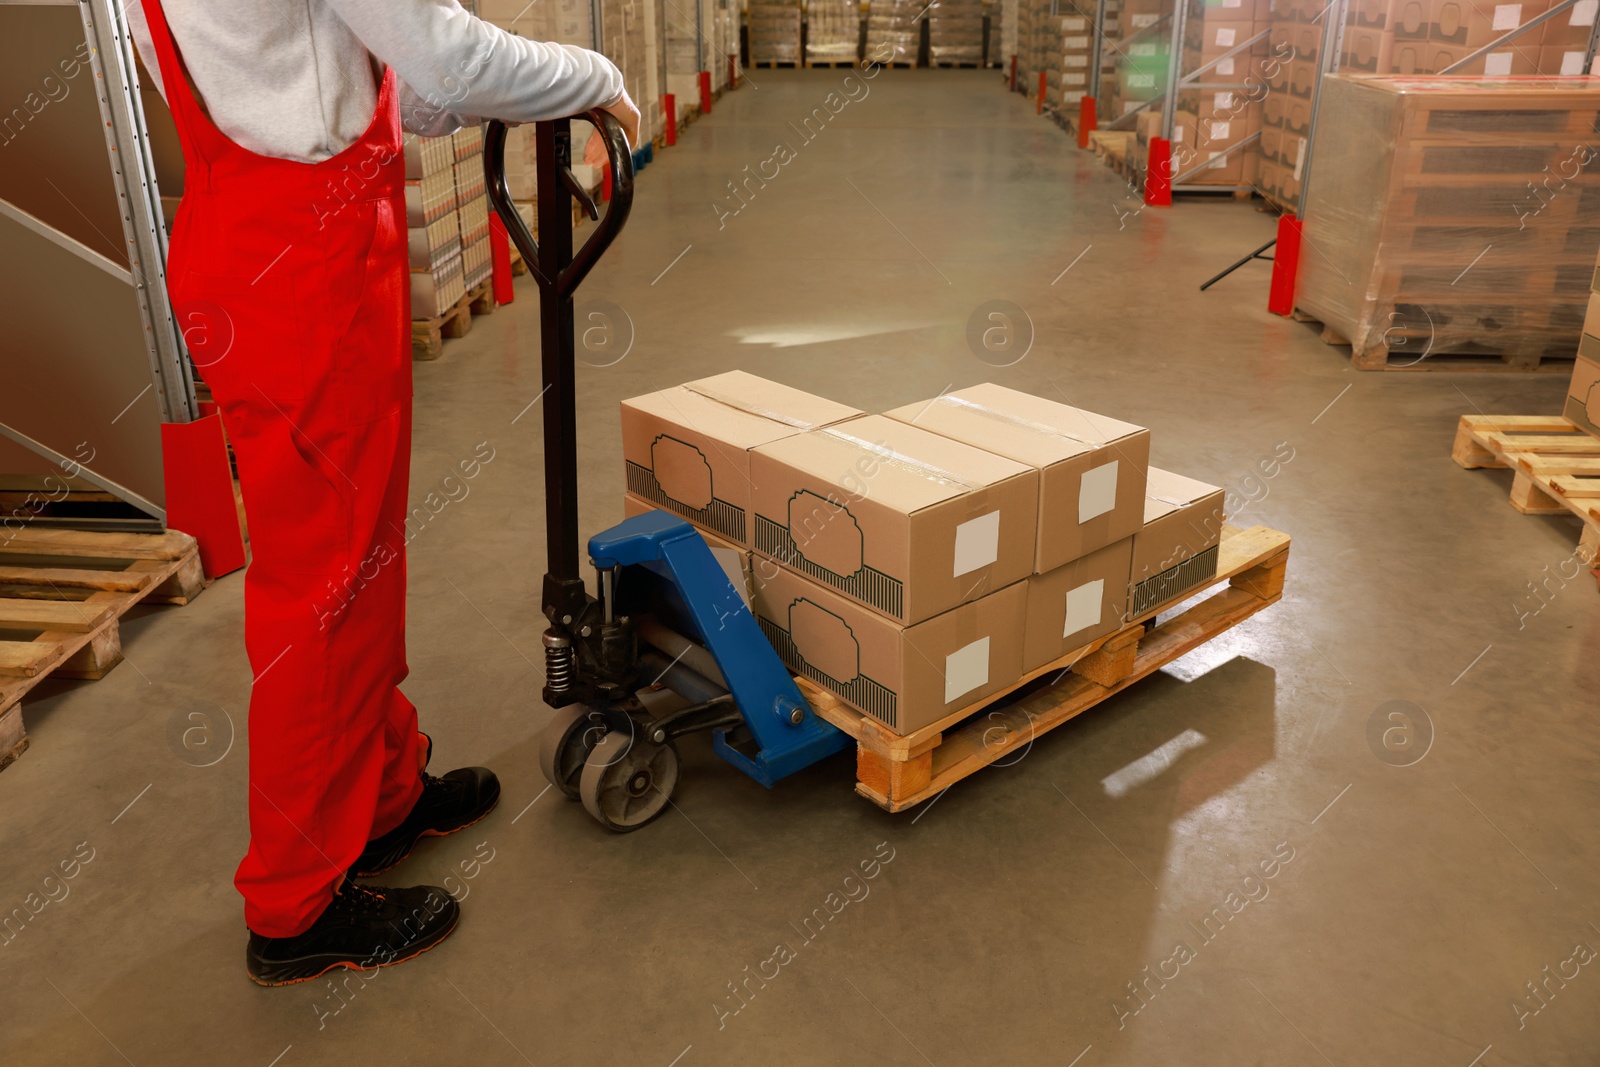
[349,790,501,879]
[247,906,460,987]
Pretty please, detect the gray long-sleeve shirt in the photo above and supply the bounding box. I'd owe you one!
[128,0,623,164]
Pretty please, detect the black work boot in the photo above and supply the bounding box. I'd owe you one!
[350,767,501,878]
[246,882,458,987]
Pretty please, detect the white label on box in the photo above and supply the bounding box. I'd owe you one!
[1065,35,1090,47]
[1079,461,1119,523]
[1563,50,1586,75]
[1492,3,1521,29]
[944,637,991,704]
[1210,120,1232,140]
[1223,0,1242,6]
[1130,73,1156,88]
[1574,0,1597,26]
[1484,50,1513,75]
[1216,27,1237,46]
[1064,16,1088,29]
[1217,57,1236,75]
[1131,42,1157,56]
[1215,91,1235,110]
[953,511,1001,577]
[1209,151,1228,169]
[1063,579,1105,638]
[1132,12,1158,26]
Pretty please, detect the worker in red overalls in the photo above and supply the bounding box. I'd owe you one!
[128,0,639,985]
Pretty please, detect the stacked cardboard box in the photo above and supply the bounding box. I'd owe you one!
[929,0,988,64]
[1254,0,1320,206]
[1565,250,1600,436]
[405,133,464,319]
[807,0,862,64]
[452,125,493,292]
[867,0,924,64]
[1058,1,1119,115]
[621,376,1227,736]
[1297,75,1600,365]
[1171,0,1268,186]
[751,0,803,63]
[1105,0,1169,120]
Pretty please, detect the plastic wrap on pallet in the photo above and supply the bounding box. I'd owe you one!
[1297,75,1600,365]
[808,0,862,63]
[867,0,925,64]
[750,0,802,64]
[928,0,985,64]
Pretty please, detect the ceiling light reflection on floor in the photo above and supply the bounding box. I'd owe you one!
[1101,728,1209,798]
[729,320,937,348]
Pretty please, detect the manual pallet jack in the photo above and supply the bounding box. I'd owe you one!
[483,113,852,832]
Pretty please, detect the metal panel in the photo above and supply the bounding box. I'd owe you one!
[0,205,167,517]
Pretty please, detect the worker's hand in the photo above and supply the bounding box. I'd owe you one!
[599,89,641,150]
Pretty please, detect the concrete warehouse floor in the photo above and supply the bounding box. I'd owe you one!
[3,69,1599,1067]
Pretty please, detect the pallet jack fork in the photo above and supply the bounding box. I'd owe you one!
[482,113,850,831]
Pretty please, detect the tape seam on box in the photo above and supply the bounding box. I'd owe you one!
[819,428,978,491]
[680,382,823,430]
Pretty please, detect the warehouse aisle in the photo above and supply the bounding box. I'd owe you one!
[4,71,1598,1066]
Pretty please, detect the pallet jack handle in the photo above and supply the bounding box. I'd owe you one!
[483,112,636,624]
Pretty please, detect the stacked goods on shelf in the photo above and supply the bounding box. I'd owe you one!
[807,0,862,65]
[1172,0,1269,186]
[599,0,663,144]
[621,376,1229,738]
[868,0,925,64]
[405,132,464,319]
[750,0,803,64]
[1104,0,1169,121]
[1255,0,1319,208]
[929,0,987,65]
[1297,75,1600,370]
[989,0,1006,66]
[1335,0,1596,80]
[1058,1,1119,117]
[665,0,701,125]
[718,2,741,87]
[452,124,493,291]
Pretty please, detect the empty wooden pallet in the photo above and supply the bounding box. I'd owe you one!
[1452,414,1600,570]
[802,524,1290,812]
[0,528,206,771]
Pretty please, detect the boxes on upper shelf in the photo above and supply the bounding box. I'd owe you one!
[883,384,1150,574]
[620,372,863,548]
[751,414,1039,626]
[751,563,1028,735]
[1023,536,1134,672]
[1129,468,1226,617]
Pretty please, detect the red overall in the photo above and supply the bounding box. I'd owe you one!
[142,0,423,937]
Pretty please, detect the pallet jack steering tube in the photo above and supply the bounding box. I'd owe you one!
[483,112,635,608]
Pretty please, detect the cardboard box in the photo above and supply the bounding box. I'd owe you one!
[1433,0,1551,46]
[883,384,1150,575]
[750,414,1038,624]
[621,371,862,549]
[1565,353,1600,438]
[1478,47,1542,74]
[1023,536,1134,672]
[1346,0,1399,28]
[1544,0,1598,44]
[1392,0,1434,37]
[1342,25,1397,71]
[1129,468,1227,617]
[750,565,1027,735]
[1539,44,1596,74]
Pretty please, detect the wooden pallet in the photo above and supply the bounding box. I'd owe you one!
[804,58,861,68]
[1451,414,1600,568]
[1295,310,1578,372]
[0,528,206,772]
[804,524,1290,812]
[750,60,801,68]
[411,278,495,361]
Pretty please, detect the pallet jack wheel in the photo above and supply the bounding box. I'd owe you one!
[579,729,680,832]
[539,705,606,800]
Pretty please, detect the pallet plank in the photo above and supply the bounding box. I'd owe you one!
[0,565,149,593]
[1454,413,1600,573]
[0,597,114,633]
[0,528,195,560]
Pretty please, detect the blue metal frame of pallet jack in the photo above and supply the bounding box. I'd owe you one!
[588,510,852,787]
